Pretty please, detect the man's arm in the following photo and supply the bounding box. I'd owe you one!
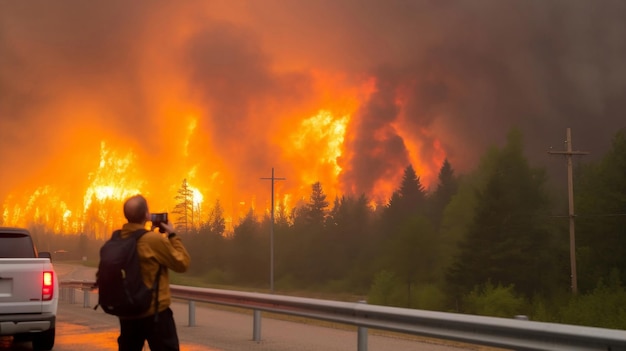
[150,234,191,273]
[152,221,192,272]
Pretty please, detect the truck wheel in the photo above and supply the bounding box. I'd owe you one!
[32,328,55,351]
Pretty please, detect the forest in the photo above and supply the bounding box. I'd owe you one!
[30,128,626,329]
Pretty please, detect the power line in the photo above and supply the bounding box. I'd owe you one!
[555,213,626,218]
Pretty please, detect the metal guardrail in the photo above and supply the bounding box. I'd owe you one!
[60,280,626,351]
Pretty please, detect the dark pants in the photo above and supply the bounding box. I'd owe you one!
[118,308,180,351]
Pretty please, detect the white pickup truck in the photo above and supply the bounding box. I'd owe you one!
[0,227,58,350]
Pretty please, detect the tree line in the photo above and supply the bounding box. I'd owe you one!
[29,128,626,329]
[175,128,626,328]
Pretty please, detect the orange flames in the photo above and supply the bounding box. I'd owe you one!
[1,77,447,238]
[2,100,444,239]
[0,4,451,238]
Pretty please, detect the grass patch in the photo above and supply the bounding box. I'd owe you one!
[170,271,365,302]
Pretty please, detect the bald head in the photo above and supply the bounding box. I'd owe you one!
[123,195,149,224]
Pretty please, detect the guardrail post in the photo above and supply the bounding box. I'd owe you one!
[69,288,76,304]
[253,310,261,342]
[357,326,368,351]
[83,289,90,308]
[357,300,368,351]
[188,301,196,327]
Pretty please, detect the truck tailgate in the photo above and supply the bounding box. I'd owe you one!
[0,258,48,314]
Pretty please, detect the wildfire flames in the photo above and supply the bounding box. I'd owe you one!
[2,1,624,238]
[2,99,441,239]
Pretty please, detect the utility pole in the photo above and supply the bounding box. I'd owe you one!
[548,128,589,294]
[261,167,286,293]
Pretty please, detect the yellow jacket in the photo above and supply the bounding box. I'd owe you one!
[120,222,191,318]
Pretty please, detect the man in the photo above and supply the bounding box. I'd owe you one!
[117,194,191,351]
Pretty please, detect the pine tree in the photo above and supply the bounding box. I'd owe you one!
[189,200,226,275]
[400,165,426,206]
[325,194,377,289]
[387,165,427,218]
[172,178,194,233]
[287,182,331,284]
[429,159,458,228]
[206,199,225,237]
[576,128,626,291]
[275,200,291,228]
[306,181,329,227]
[446,129,555,301]
[230,208,266,284]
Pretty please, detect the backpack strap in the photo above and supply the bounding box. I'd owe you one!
[110,229,145,240]
[111,230,122,240]
[127,229,162,322]
[129,228,149,240]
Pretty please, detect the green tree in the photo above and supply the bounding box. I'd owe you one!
[437,175,478,278]
[286,182,331,286]
[446,129,557,303]
[428,159,458,229]
[373,164,439,306]
[439,146,516,284]
[306,181,329,226]
[228,208,267,285]
[388,165,427,218]
[188,200,227,277]
[382,165,429,233]
[325,194,375,291]
[383,215,438,308]
[381,164,429,246]
[275,200,291,228]
[576,129,626,291]
[206,199,226,237]
[172,179,194,233]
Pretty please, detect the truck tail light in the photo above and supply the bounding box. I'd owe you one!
[42,271,54,301]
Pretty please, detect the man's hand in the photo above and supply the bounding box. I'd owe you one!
[160,221,176,234]
[153,221,175,234]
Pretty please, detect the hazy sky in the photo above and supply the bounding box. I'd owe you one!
[1,0,625,219]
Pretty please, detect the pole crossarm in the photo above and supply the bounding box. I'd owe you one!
[547,150,590,156]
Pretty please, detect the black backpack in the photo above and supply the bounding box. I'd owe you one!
[95,229,161,317]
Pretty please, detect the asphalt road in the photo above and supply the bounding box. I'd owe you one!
[2,263,497,351]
